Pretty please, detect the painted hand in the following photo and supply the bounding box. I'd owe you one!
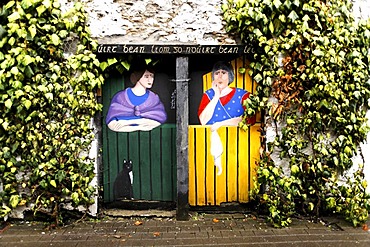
[212,81,221,98]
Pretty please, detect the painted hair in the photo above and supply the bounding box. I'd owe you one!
[129,60,155,84]
[212,61,234,84]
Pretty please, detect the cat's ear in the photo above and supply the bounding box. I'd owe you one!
[123,159,127,164]
[129,160,133,165]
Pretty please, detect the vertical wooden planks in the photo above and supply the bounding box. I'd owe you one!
[102,76,124,202]
[215,127,227,205]
[188,126,259,206]
[237,128,250,203]
[161,124,176,201]
[227,127,238,202]
[188,127,196,205]
[150,127,162,200]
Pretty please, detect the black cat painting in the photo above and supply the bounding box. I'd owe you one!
[113,159,133,200]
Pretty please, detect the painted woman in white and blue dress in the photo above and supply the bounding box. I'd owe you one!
[198,61,255,175]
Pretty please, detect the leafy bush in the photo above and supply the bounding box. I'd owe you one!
[0,0,103,224]
[223,0,370,227]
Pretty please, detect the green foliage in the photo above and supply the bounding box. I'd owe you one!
[250,146,296,227]
[327,164,370,226]
[223,0,370,227]
[0,0,103,224]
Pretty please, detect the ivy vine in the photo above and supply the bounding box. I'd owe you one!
[0,0,103,224]
[223,0,370,227]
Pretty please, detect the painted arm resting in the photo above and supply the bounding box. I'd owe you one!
[107,118,161,132]
[211,116,242,131]
[198,93,219,125]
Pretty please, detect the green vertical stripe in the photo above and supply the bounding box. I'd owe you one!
[171,126,177,200]
[139,131,151,199]
[102,75,125,202]
[129,131,140,198]
[150,127,162,200]
[160,124,177,201]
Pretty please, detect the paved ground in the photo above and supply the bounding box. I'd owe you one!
[1,212,370,247]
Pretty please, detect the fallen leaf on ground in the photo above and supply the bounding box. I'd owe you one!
[362,224,368,231]
[153,232,161,237]
[134,221,143,226]
[212,218,219,223]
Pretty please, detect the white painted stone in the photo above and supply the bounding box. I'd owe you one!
[153,0,173,11]
[129,1,148,14]
[156,13,173,22]
[347,0,370,193]
[66,0,234,43]
[353,0,370,20]
[144,17,159,26]
[87,136,99,216]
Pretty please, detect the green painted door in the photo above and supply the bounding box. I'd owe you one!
[102,75,177,203]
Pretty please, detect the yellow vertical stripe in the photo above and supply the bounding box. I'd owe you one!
[238,128,249,203]
[202,73,211,92]
[250,124,261,190]
[195,127,206,205]
[205,127,215,206]
[188,127,196,206]
[215,127,227,205]
[227,127,238,202]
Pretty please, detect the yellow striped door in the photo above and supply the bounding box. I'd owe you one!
[189,56,261,206]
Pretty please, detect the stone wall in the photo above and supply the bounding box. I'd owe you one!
[353,0,370,20]
[63,0,370,45]
[61,0,238,44]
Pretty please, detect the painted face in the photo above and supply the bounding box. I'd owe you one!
[213,69,229,90]
[137,70,155,89]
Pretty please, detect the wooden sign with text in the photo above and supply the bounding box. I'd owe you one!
[97,44,255,55]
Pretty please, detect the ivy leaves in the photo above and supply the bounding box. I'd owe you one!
[223,0,370,227]
[0,0,103,223]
